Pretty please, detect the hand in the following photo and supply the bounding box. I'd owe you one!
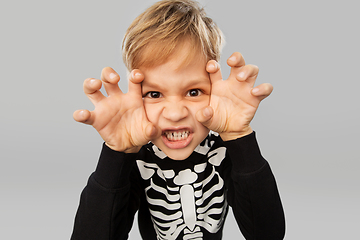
[73,67,160,152]
[196,52,273,141]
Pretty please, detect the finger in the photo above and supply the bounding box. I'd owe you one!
[145,122,161,141]
[83,78,105,104]
[101,67,120,84]
[101,67,122,96]
[128,69,144,97]
[235,64,259,85]
[251,83,273,101]
[73,109,95,125]
[195,106,214,128]
[227,52,247,82]
[206,60,222,84]
[227,52,245,68]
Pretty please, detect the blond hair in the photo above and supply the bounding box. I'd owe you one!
[122,0,224,71]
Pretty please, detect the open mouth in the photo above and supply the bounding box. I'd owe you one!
[164,130,190,141]
[161,128,193,149]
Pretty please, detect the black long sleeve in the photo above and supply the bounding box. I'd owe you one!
[223,132,285,239]
[71,143,141,240]
[71,132,285,239]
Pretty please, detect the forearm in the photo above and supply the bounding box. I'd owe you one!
[71,143,140,240]
[223,132,285,240]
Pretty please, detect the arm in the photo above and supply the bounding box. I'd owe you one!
[71,144,141,240]
[196,53,285,239]
[223,132,285,240]
[71,67,160,239]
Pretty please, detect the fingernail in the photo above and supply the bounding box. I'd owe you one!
[109,73,117,79]
[229,56,236,62]
[252,88,259,94]
[238,72,245,79]
[90,79,96,85]
[203,107,211,117]
[208,62,217,71]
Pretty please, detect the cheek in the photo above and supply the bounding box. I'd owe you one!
[188,98,210,113]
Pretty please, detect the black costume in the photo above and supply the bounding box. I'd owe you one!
[71,132,285,239]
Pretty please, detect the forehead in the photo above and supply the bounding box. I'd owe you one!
[137,37,206,69]
[140,51,209,89]
[139,38,212,93]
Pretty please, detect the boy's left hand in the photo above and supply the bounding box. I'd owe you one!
[196,52,273,141]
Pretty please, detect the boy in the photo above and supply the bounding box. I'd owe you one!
[71,0,285,239]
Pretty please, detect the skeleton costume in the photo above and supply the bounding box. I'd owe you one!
[71,132,285,239]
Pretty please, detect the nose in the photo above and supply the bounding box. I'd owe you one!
[162,99,189,122]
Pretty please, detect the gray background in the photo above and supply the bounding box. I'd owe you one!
[1,0,359,239]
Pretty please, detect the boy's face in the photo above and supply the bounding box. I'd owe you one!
[140,48,211,160]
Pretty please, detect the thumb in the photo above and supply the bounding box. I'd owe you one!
[145,123,161,141]
[196,106,214,128]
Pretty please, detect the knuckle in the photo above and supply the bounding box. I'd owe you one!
[252,65,259,75]
[263,83,273,93]
[228,52,244,67]
[84,78,92,85]
[234,52,242,58]
[251,64,259,70]
[102,66,113,72]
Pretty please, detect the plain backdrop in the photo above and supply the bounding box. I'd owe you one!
[1,0,359,239]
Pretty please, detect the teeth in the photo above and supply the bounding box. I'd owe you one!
[165,131,190,141]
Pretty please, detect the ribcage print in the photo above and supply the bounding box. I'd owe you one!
[136,145,227,240]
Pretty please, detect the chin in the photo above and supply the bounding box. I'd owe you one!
[164,149,194,161]
[151,141,197,160]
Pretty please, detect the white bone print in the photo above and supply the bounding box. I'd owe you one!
[137,144,227,239]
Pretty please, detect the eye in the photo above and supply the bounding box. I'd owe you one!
[187,89,201,97]
[145,91,162,98]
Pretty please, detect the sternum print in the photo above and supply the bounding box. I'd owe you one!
[180,185,196,232]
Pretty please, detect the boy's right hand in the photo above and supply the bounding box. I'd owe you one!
[73,67,160,153]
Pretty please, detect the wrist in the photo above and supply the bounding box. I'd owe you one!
[124,146,141,153]
[219,126,253,141]
[95,142,137,189]
[105,142,141,153]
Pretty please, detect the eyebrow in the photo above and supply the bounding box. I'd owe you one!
[141,80,161,89]
[142,77,210,90]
